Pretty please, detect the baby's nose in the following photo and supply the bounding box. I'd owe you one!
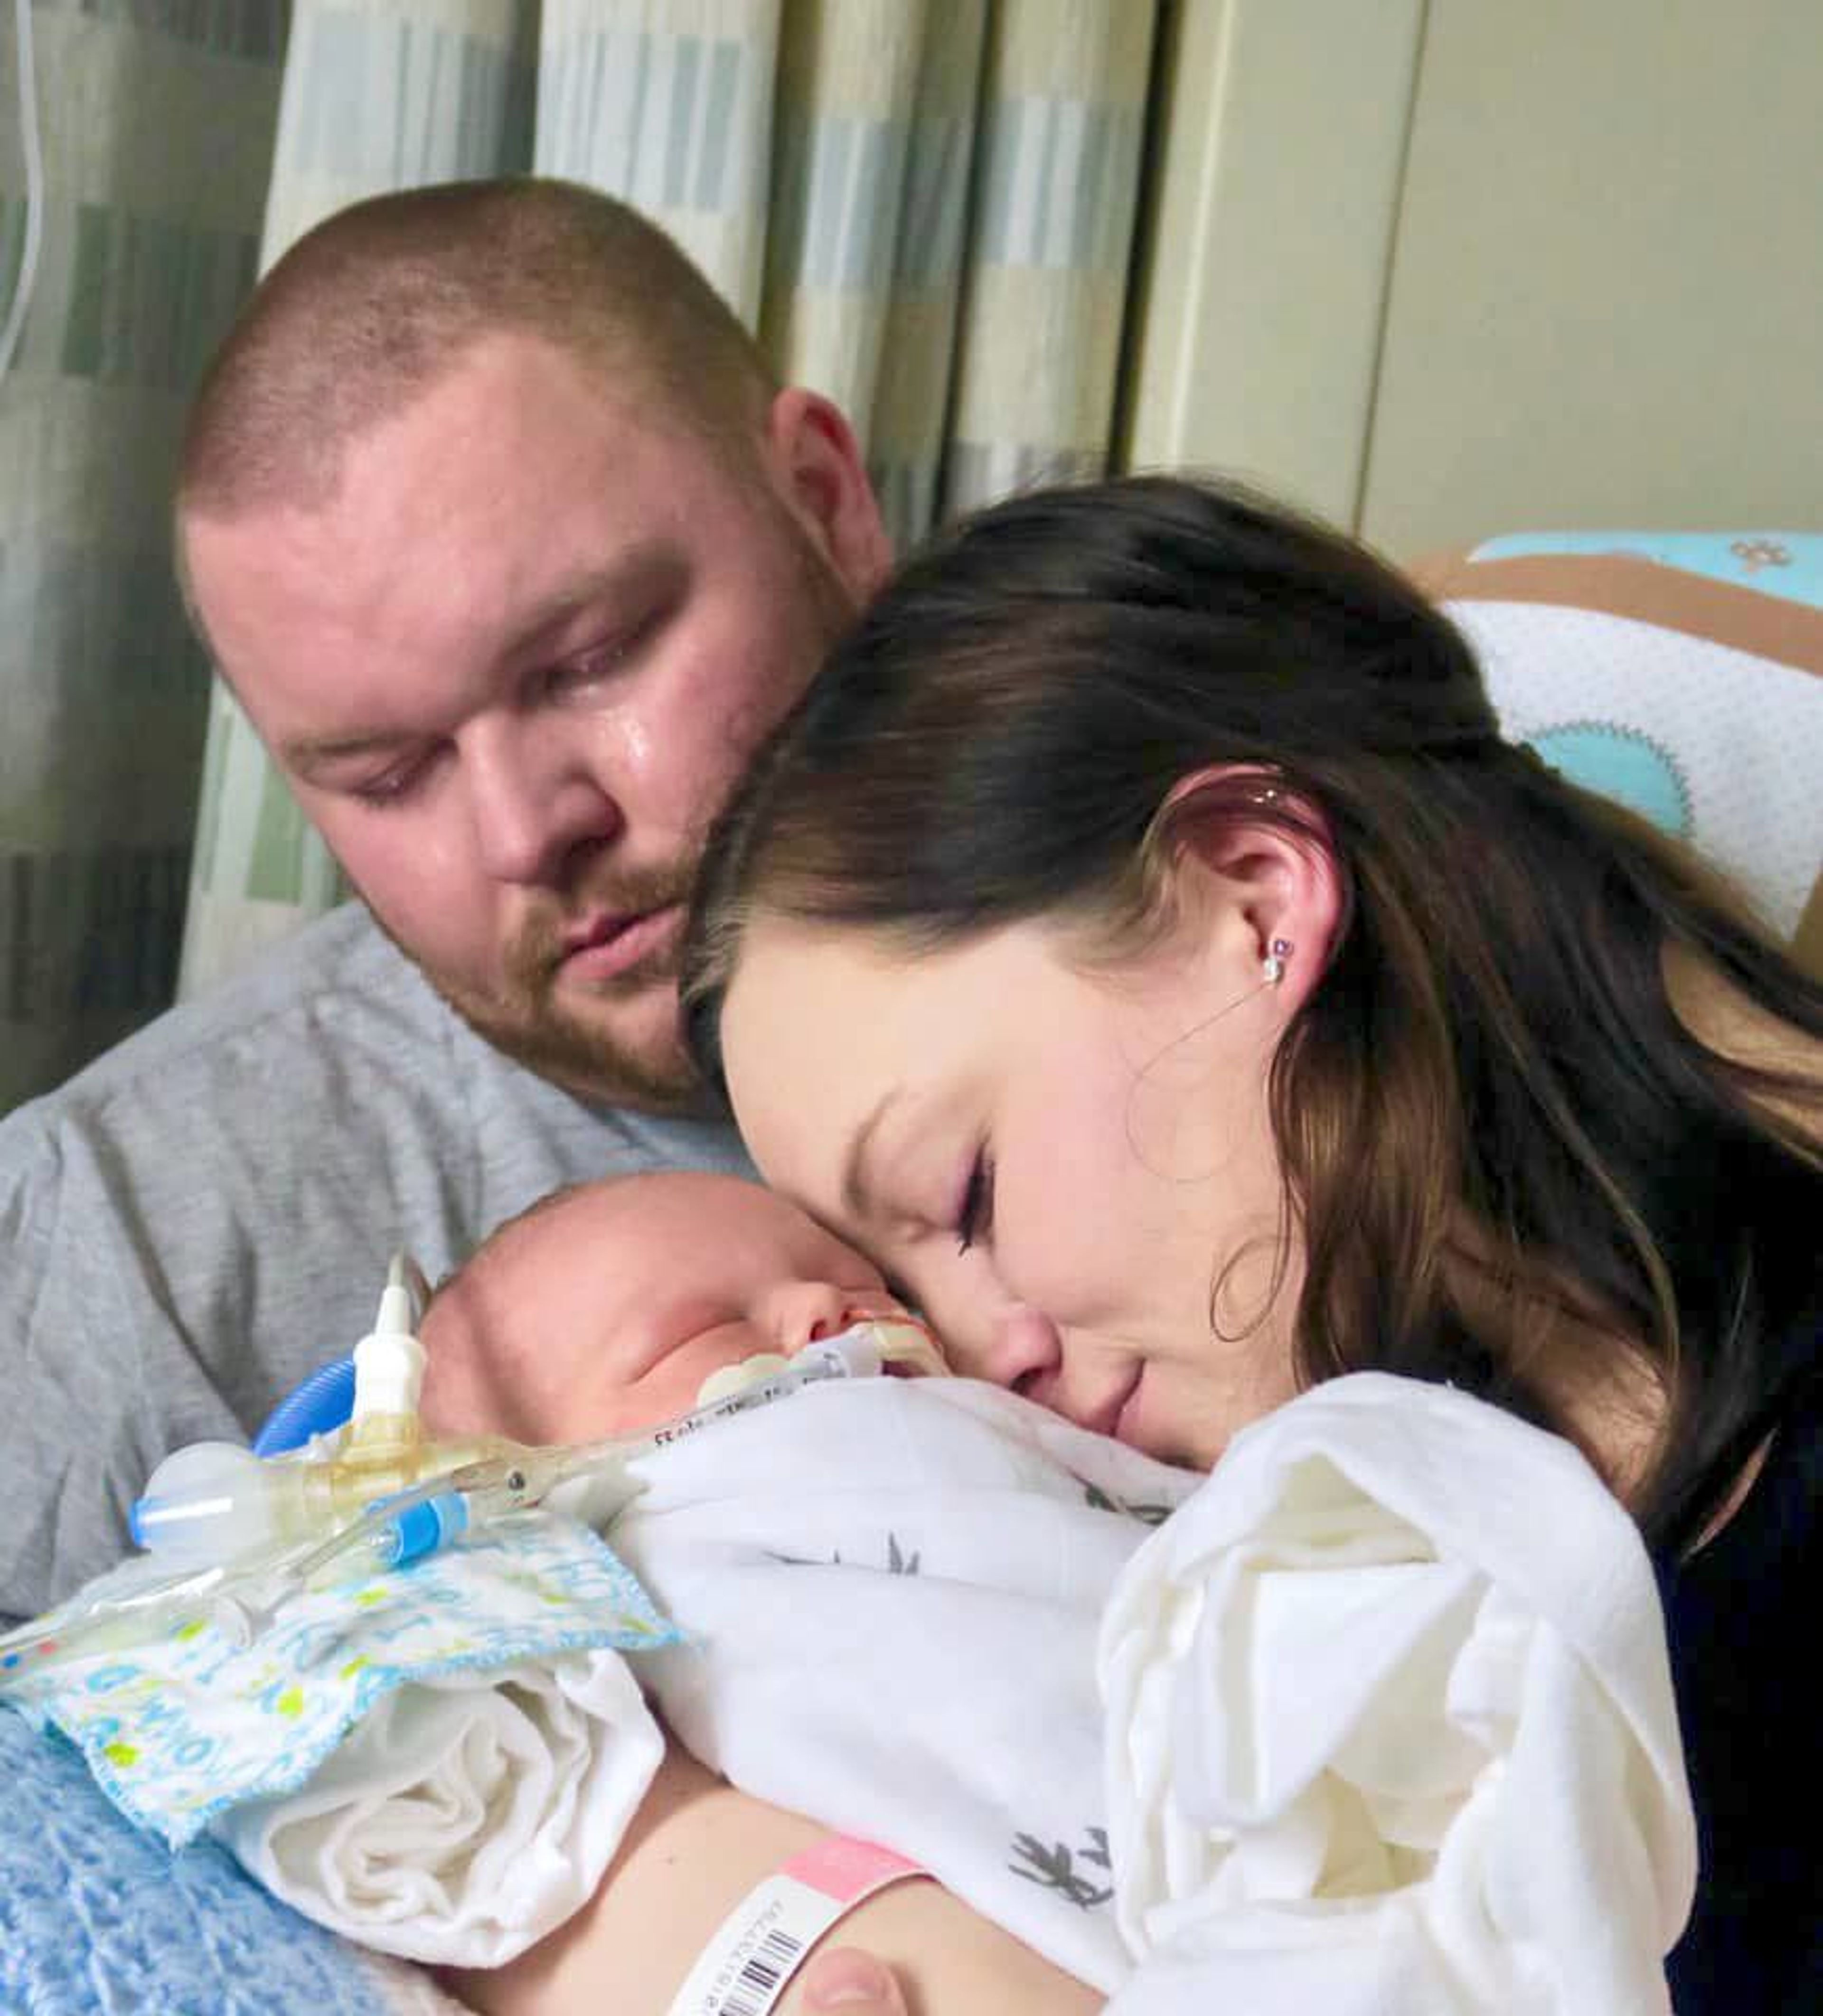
[759,1281,860,1352]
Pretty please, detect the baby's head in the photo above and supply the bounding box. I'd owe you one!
[420,1171,918,1443]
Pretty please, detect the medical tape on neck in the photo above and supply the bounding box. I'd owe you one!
[664,1835,926,2016]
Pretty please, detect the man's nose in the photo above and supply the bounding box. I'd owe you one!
[463,718,621,886]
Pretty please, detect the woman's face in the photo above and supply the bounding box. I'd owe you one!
[720,900,1306,1469]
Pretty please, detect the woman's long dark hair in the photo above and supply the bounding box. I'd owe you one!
[683,476,1823,1549]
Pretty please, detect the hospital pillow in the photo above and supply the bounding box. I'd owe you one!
[1412,532,1823,978]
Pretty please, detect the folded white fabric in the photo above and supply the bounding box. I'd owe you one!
[1099,1372,1696,2016]
[221,1647,663,1967]
[8,1512,674,1967]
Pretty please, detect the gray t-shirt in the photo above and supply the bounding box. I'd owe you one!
[0,904,753,1623]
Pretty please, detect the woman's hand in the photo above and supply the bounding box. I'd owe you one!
[799,1947,911,2013]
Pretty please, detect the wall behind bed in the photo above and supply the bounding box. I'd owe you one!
[4,2,1815,1110]
[1122,0,1823,552]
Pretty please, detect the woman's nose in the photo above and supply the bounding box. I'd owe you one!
[954,1301,1062,1396]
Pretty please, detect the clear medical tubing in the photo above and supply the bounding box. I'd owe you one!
[0,1322,924,1683]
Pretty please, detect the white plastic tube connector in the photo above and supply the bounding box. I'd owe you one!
[349,1255,426,1425]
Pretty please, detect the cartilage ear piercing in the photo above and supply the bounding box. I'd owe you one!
[1262,938,1292,985]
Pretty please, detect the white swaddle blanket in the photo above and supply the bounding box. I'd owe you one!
[612,1374,1199,1993]
[39,1369,1690,2000]
[1099,1373,1697,2016]
[614,1369,1692,2010]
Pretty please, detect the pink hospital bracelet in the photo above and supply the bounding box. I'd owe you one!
[664,1835,928,2016]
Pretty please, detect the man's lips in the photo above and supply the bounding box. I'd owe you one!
[558,903,683,983]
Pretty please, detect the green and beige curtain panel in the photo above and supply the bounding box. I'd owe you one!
[1,0,1158,1109]
[0,3,285,1112]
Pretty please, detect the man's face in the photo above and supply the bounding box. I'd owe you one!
[182,334,881,1107]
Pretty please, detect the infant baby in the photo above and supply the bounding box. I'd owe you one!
[4,1168,1130,2016]
[410,1170,1181,2016]
[10,1173,1693,2016]
[418,1168,938,1446]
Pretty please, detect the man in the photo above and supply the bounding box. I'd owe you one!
[0,179,890,1624]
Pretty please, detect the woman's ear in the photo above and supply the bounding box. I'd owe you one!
[1159,765,1343,1007]
[763,387,893,597]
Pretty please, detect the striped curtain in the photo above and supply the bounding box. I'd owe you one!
[2,1,1158,1087]
[0,3,287,1111]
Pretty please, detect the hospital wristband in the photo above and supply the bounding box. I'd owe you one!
[664,1834,927,2016]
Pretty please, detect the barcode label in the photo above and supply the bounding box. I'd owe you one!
[721,1925,807,2016]
[666,1839,925,2016]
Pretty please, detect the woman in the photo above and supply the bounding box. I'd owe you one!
[682,475,1823,2013]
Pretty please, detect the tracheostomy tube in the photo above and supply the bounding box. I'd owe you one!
[0,1276,936,1683]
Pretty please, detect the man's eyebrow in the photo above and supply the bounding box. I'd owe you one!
[280,545,677,778]
[282,727,415,774]
[496,542,675,666]
[841,1091,901,1221]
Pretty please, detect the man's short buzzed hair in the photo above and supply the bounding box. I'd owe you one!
[179,177,779,522]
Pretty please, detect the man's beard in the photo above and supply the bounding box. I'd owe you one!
[372,856,709,1113]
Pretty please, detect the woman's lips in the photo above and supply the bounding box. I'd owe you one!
[1112,1369,1146,1450]
[1076,1367,1143,1442]
[560,903,683,984]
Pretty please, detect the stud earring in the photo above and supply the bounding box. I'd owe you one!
[1262,937,1292,985]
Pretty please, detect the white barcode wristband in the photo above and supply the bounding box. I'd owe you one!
[664,1834,927,2016]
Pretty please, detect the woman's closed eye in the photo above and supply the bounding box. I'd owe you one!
[955,1146,996,1255]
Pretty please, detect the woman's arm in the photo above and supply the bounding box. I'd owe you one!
[439,1740,1099,2016]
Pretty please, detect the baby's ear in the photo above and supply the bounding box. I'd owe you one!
[416,1336,472,1436]
[418,1302,516,1439]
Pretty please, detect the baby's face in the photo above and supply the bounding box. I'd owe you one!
[421,1172,906,1443]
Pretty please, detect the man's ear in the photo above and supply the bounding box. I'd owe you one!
[1160,765,1343,1006]
[763,387,893,597]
